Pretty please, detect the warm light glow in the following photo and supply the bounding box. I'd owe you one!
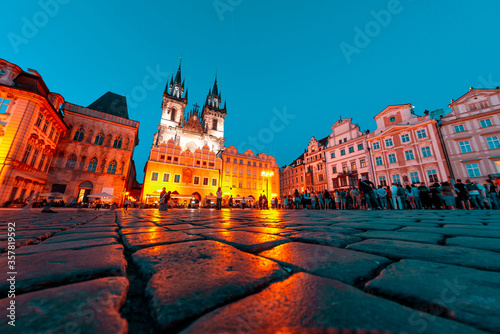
[261,171,274,177]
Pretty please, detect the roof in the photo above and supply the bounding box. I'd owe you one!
[374,104,412,119]
[88,92,129,119]
[450,88,500,106]
[318,136,329,147]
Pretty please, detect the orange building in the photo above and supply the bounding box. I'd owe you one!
[279,154,306,196]
[221,146,279,206]
[45,93,139,205]
[0,59,67,206]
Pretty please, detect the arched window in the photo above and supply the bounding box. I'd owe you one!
[107,160,117,174]
[113,136,122,149]
[87,157,98,172]
[171,108,177,121]
[65,154,77,169]
[94,132,104,146]
[73,128,84,142]
[212,119,218,130]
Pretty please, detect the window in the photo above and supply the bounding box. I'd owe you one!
[427,170,438,182]
[385,138,393,147]
[212,119,218,130]
[253,182,257,189]
[88,157,98,172]
[113,136,122,149]
[248,161,251,166]
[342,164,348,173]
[389,116,396,122]
[226,157,230,162]
[459,141,472,153]
[351,162,357,170]
[375,157,383,166]
[107,160,117,174]
[486,136,500,149]
[360,159,366,168]
[332,166,337,173]
[35,113,43,127]
[357,144,363,150]
[48,127,54,140]
[42,120,49,133]
[480,119,492,128]
[416,129,427,139]
[404,150,414,160]
[225,167,230,174]
[259,163,262,167]
[94,132,104,145]
[338,140,342,145]
[174,157,178,162]
[0,98,11,113]
[44,157,52,172]
[73,128,85,142]
[171,108,177,121]
[340,149,346,156]
[163,173,170,182]
[392,174,401,184]
[203,177,209,186]
[348,147,354,153]
[401,134,410,143]
[160,155,165,160]
[410,172,419,183]
[239,169,243,175]
[469,103,478,111]
[22,144,32,164]
[479,101,489,109]
[54,132,59,143]
[247,170,251,176]
[212,179,217,187]
[65,154,77,169]
[379,176,387,186]
[319,174,324,182]
[465,164,481,177]
[233,158,237,163]
[194,176,200,185]
[253,170,257,176]
[454,125,465,133]
[421,147,432,157]
[253,162,256,166]
[247,181,251,188]
[30,149,39,167]
[174,174,181,183]
[372,142,380,149]
[238,181,242,188]
[231,168,235,174]
[388,154,397,163]
[38,154,46,170]
[240,159,243,164]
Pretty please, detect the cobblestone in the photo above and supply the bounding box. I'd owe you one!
[0,208,499,333]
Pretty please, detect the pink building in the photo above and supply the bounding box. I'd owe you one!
[441,88,500,182]
[367,104,449,187]
[304,136,328,192]
[324,118,372,190]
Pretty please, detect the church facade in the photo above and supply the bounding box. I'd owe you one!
[141,62,227,206]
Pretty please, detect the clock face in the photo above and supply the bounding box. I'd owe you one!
[0,69,6,77]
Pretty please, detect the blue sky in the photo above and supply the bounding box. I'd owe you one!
[2,0,499,181]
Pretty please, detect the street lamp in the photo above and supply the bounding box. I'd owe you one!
[261,171,274,201]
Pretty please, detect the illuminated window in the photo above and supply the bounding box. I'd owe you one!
[174,174,181,183]
[212,178,217,186]
[203,177,209,186]
[194,176,200,185]
[360,159,366,168]
[163,173,170,182]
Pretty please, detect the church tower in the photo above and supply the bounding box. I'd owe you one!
[160,60,188,129]
[202,74,227,140]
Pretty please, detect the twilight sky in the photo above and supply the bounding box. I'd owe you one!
[2,0,500,181]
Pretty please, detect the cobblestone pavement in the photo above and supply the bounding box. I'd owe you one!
[1,208,500,333]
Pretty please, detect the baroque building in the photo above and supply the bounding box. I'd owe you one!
[324,118,372,190]
[45,92,139,204]
[441,87,500,182]
[304,136,328,192]
[141,62,227,205]
[367,104,449,186]
[0,59,67,206]
[221,146,279,206]
[279,154,306,196]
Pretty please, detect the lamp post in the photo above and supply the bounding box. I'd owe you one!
[261,171,274,201]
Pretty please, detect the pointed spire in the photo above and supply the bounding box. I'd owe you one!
[212,73,219,96]
[184,87,188,101]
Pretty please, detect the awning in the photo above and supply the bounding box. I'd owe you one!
[205,196,217,200]
[171,195,195,200]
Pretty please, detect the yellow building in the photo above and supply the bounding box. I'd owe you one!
[0,59,67,206]
[221,146,280,206]
[141,139,222,206]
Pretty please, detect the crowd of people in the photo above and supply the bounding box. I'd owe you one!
[280,177,500,210]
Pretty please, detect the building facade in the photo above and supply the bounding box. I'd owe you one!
[45,92,139,204]
[441,88,500,182]
[304,136,328,192]
[141,62,227,206]
[279,154,306,196]
[367,104,450,187]
[324,118,372,190]
[0,59,67,206]
[221,146,279,206]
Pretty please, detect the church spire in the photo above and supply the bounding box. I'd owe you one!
[163,58,186,101]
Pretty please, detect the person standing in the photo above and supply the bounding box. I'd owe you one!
[242,197,246,209]
[294,189,301,210]
[486,180,500,209]
[441,181,456,209]
[377,185,387,210]
[324,190,331,209]
[124,199,129,211]
[358,176,380,210]
[391,183,401,210]
[216,187,222,210]
[454,179,470,210]
[465,179,484,209]
[411,184,422,210]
